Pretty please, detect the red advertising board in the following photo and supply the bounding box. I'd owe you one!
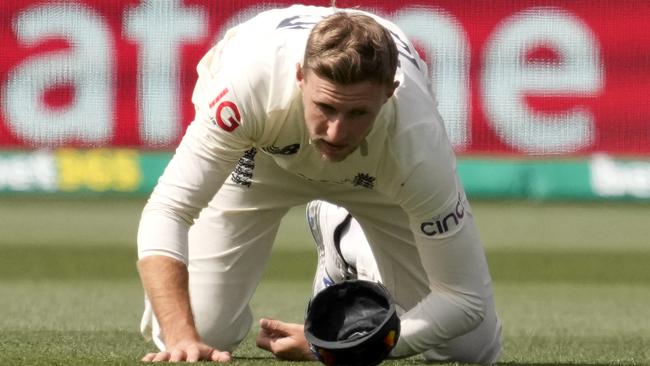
[1,0,649,155]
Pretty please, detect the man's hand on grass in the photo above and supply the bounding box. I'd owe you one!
[256,318,317,361]
[141,340,231,363]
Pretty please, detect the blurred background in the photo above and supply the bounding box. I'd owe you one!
[0,0,648,365]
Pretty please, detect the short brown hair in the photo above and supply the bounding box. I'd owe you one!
[303,12,398,87]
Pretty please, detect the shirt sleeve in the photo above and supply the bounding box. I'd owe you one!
[390,211,491,357]
[137,41,261,264]
[136,126,238,263]
[389,119,491,357]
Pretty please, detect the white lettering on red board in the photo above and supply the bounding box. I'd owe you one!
[0,3,603,153]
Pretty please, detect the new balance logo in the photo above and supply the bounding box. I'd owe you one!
[322,275,335,288]
[276,15,319,30]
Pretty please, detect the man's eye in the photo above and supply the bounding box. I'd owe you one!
[316,103,335,113]
[349,110,367,117]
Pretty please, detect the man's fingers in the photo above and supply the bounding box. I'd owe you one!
[184,346,199,363]
[141,353,157,362]
[259,318,289,336]
[211,350,232,362]
[169,349,186,362]
[151,351,171,362]
[259,317,275,331]
[141,341,231,363]
[256,329,273,352]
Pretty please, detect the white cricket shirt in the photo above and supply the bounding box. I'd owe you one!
[139,5,494,359]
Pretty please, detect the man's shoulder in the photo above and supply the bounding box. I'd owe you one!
[195,6,330,119]
[380,70,450,174]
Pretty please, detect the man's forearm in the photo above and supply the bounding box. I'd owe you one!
[138,255,200,346]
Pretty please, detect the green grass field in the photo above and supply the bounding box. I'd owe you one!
[1,198,649,365]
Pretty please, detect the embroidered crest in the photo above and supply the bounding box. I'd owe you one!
[230,148,257,187]
[352,173,376,189]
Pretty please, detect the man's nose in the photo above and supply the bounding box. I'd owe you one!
[326,116,347,142]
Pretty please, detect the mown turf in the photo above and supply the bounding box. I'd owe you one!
[0,199,649,365]
[2,245,650,284]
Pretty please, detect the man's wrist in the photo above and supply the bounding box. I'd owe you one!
[163,323,201,346]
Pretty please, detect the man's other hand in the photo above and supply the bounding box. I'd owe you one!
[256,318,317,361]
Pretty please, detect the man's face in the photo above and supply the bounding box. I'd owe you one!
[297,65,397,162]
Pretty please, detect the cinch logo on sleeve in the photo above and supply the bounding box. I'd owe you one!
[209,88,241,132]
[420,194,465,237]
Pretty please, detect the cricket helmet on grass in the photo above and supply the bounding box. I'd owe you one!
[304,279,400,366]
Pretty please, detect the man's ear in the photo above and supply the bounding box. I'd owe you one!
[296,63,305,89]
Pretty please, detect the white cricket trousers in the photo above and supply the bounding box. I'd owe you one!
[140,151,501,363]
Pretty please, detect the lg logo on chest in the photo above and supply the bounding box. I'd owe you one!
[209,88,241,132]
[420,195,466,237]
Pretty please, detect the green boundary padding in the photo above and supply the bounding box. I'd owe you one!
[458,159,593,200]
[138,152,173,194]
[1,150,649,201]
